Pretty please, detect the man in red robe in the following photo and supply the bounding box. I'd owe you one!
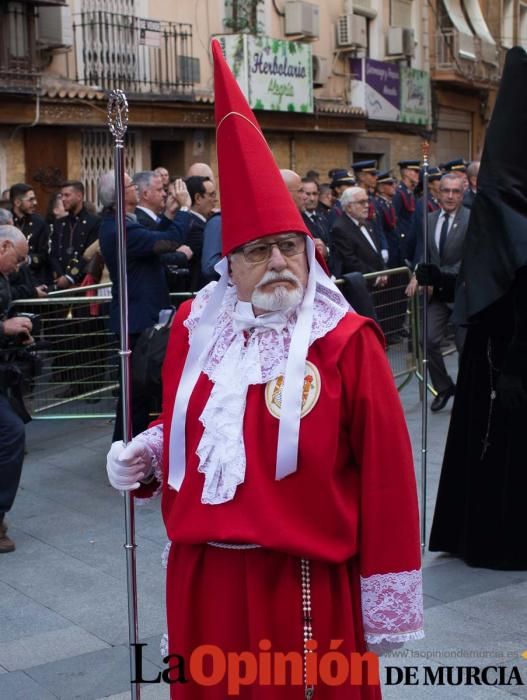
[107,40,423,699]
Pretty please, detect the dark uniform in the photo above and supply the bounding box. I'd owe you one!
[49,207,100,286]
[411,167,442,267]
[12,212,52,285]
[375,193,399,267]
[48,207,101,398]
[393,180,417,264]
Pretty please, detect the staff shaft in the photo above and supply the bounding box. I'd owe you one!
[420,146,430,552]
[108,89,141,700]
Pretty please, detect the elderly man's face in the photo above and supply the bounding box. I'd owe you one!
[0,238,28,275]
[439,177,464,213]
[143,175,166,214]
[229,233,308,314]
[344,192,369,224]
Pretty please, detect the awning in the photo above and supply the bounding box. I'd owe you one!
[462,0,498,64]
[442,0,476,60]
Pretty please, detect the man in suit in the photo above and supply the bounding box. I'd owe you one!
[98,171,191,440]
[407,172,470,411]
[330,186,387,287]
[134,171,193,287]
[185,175,217,291]
[134,171,169,228]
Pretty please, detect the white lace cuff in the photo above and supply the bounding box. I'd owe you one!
[361,569,424,645]
[134,424,164,503]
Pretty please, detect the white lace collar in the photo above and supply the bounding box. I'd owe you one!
[182,278,349,504]
[185,281,348,386]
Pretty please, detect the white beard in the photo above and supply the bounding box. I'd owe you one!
[251,270,304,312]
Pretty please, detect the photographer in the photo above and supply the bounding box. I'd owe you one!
[0,225,33,553]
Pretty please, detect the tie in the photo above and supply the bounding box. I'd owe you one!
[439,213,450,257]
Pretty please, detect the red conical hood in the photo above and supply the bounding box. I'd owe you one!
[212,39,309,256]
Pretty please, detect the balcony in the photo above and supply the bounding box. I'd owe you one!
[433,29,505,88]
[0,2,40,93]
[70,11,196,98]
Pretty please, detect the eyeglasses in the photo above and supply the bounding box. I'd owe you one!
[236,235,306,264]
[440,188,462,195]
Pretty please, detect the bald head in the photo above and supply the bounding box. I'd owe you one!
[186,162,215,186]
[280,169,306,211]
[0,225,28,276]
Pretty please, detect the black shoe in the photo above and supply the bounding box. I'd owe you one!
[431,385,455,412]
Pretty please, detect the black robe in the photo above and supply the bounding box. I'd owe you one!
[429,267,527,569]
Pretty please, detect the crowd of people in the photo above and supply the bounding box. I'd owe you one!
[0,145,480,555]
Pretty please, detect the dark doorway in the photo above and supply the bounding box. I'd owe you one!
[151,140,185,179]
[24,127,68,218]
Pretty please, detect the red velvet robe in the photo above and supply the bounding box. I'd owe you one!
[137,301,422,699]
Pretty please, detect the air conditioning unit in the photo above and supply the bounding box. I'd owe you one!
[312,55,329,86]
[353,0,377,18]
[386,26,415,57]
[37,5,73,48]
[285,1,320,38]
[336,14,367,49]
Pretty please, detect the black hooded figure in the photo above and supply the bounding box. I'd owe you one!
[429,46,527,569]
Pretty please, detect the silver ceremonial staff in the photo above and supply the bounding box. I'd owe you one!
[420,141,430,552]
[107,90,141,700]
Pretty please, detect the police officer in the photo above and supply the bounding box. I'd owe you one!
[50,181,100,289]
[411,166,442,266]
[393,160,420,264]
[10,183,52,286]
[0,225,33,553]
[374,171,399,267]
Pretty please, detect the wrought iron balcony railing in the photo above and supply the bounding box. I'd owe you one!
[0,2,40,93]
[71,11,196,97]
[434,29,504,85]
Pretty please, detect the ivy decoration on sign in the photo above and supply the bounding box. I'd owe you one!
[224,0,265,35]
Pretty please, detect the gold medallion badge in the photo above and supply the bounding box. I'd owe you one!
[265,361,320,419]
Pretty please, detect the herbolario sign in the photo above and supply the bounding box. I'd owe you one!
[218,34,314,113]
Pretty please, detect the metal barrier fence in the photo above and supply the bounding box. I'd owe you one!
[12,269,420,419]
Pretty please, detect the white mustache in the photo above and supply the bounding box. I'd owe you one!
[255,270,300,290]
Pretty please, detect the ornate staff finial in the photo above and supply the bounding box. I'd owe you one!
[421,140,430,167]
[107,89,129,142]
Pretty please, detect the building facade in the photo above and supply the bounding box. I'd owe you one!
[0,0,521,209]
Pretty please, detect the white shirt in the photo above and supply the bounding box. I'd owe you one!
[434,209,456,251]
[346,214,378,252]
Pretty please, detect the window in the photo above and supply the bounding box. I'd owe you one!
[520,3,527,50]
[390,0,413,27]
[502,0,514,47]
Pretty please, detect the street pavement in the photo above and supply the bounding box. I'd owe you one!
[1,355,527,699]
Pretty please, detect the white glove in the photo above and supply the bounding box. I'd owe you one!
[106,439,155,491]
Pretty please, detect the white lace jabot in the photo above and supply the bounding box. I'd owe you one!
[185,281,349,505]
